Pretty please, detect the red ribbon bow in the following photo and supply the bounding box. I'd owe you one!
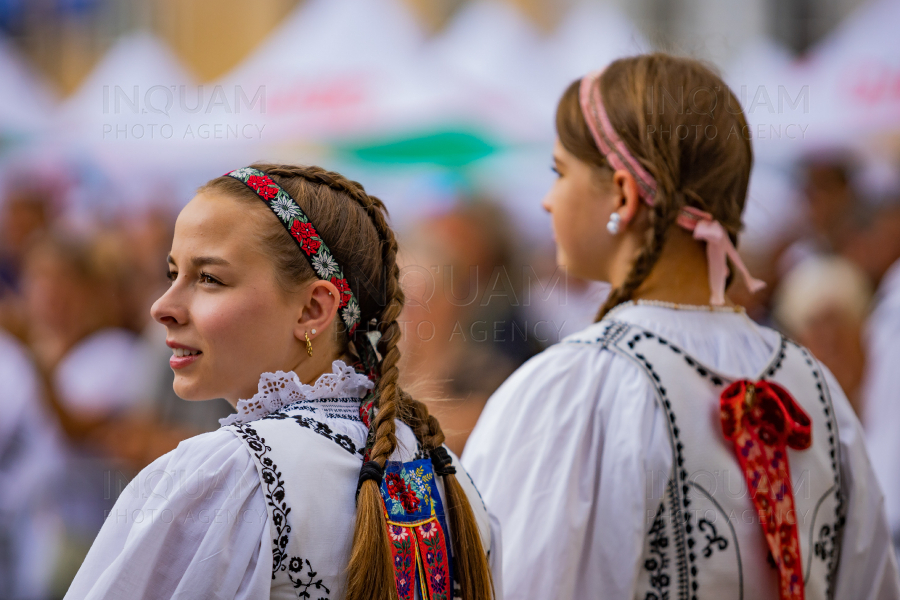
[720,380,812,600]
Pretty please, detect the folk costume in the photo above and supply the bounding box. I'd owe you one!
[462,70,900,600]
[65,168,500,600]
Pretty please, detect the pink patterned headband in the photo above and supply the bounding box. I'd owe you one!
[578,70,765,305]
[579,70,658,203]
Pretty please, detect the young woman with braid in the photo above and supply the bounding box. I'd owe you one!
[65,164,500,600]
[463,53,900,599]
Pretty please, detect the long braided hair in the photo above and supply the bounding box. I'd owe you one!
[556,53,754,319]
[201,164,493,600]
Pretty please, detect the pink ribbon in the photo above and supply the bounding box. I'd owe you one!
[677,207,766,305]
[579,70,765,305]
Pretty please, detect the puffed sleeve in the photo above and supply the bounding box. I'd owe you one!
[462,342,670,599]
[65,428,272,600]
[826,367,900,599]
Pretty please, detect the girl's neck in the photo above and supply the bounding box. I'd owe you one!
[629,229,735,307]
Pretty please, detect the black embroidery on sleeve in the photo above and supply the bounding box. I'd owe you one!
[232,423,332,599]
[644,503,671,600]
[233,424,291,576]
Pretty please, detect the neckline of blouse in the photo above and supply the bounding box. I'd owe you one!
[606,299,746,319]
[592,299,781,382]
[219,360,374,427]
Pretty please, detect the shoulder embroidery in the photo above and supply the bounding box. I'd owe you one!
[644,503,672,600]
[562,319,630,348]
[792,342,844,597]
[625,329,726,386]
[264,409,361,456]
[231,423,332,599]
[627,341,698,600]
[609,326,714,600]
[763,336,789,378]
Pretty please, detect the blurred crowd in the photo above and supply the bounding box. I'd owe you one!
[2,145,900,596]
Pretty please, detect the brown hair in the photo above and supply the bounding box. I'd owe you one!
[556,53,753,318]
[200,164,493,600]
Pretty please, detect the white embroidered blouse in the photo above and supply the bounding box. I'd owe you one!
[65,360,502,600]
[463,304,900,600]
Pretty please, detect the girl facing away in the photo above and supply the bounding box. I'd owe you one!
[462,53,900,599]
[65,165,500,600]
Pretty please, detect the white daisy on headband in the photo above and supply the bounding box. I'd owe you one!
[312,253,339,278]
[345,297,361,326]
[229,166,256,179]
[271,196,301,222]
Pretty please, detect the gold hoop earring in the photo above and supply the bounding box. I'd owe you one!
[305,331,313,357]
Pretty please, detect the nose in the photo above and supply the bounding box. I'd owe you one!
[150,282,186,327]
[541,193,553,214]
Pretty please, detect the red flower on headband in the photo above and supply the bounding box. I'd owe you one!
[301,237,320,256]
[246,175,277,200]
[290,221,320,255]
[331,277,351,308]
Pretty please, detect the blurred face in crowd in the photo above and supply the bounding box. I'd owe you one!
[1,194,47,261]
[20,237,119,360]
[150,192,310,404]
[22,246,89,333]
[542,138,641,283]
[804,163,853,239]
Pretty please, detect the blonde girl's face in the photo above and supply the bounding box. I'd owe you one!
[150,192,307,405]
[542,138,619,282]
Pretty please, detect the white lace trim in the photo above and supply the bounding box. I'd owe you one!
[219,360,374,427]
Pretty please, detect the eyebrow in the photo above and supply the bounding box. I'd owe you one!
[166,255,231,269]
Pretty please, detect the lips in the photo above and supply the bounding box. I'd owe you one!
[167,341,202,370]
[169,353,201,369]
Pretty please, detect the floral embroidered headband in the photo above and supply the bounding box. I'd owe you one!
[227,166,383,458]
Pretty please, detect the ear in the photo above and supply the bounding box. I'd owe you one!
[294,279,342,343]
[611,169,643,226]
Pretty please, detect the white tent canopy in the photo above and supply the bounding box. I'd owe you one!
[52,32,231,212]
[543,3,650,112]
[426,0,554,142]
[723,38,803,162]
[0,35,56,143]
[798,0,900,149]
[57,32,195,142]
[215,0,486,144]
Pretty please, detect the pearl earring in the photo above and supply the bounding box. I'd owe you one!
[607,213,621,235]
[311,329,316,335]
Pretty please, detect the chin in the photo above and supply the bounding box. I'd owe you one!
[172,374,216,402]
